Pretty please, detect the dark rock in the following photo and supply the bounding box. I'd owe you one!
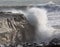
[48,38,60,47]
[49,38,60,45]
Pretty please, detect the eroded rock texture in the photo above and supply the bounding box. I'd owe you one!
[0,12,35,45]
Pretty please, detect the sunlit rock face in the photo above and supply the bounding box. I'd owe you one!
[0,12,35,45]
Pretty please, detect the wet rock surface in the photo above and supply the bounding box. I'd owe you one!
[0,12,35,47]
[47,38,60,47]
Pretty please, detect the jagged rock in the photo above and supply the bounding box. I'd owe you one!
[48,38,60,47]
[0,12,35,46]
[49,38,60,45]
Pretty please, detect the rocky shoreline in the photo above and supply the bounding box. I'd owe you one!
[0,12,59,47]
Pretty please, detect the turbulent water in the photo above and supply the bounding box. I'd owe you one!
[26,7,56,44]
[0,6,60,44]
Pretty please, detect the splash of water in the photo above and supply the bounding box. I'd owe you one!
[5,9,26,15]
[27,7,55,43]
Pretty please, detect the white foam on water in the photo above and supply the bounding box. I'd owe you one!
[5,9,26,16]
